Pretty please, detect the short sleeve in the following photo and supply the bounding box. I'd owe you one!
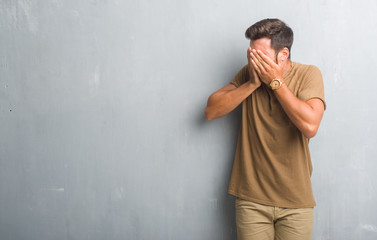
[230,64,249,88]
[297,65,326,110]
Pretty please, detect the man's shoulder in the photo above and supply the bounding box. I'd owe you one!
[293,62,321,75]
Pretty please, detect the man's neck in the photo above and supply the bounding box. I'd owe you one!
[282,60,292,78]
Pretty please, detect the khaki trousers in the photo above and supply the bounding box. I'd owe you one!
[235,197,314,240]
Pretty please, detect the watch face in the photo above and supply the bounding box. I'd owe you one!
[271,79,280,89]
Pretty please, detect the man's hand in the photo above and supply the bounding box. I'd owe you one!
[249,49,284,85]
[247,47,262,88]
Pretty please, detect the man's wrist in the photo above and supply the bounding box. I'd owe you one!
[269,78,285,90]
[246,79,261,91]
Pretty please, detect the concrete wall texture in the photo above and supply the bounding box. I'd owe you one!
[1,0,377,239]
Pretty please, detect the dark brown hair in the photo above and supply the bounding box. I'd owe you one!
[245,19,293,59]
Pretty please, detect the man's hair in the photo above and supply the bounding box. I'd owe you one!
[245,18,293,59]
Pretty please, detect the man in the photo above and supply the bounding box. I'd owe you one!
[205,19,326,240]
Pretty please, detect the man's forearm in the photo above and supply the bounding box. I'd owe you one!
[205,81,259,120]
[274,82,324,138]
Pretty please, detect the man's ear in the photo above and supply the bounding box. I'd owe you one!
[277,47,290,65]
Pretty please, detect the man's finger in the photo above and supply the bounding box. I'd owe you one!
[253,49,270,70]
[250,51,266,73]
[256,49,278,67]
[250,58,261,76]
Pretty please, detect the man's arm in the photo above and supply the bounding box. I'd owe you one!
[250,49,325,138]
[274,86,324,138]
[204,82,258,121]
[205,47,261,121]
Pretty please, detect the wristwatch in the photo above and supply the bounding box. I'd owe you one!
[269,78,283,90]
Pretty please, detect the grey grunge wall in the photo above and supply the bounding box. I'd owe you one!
[1,0,377,239]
